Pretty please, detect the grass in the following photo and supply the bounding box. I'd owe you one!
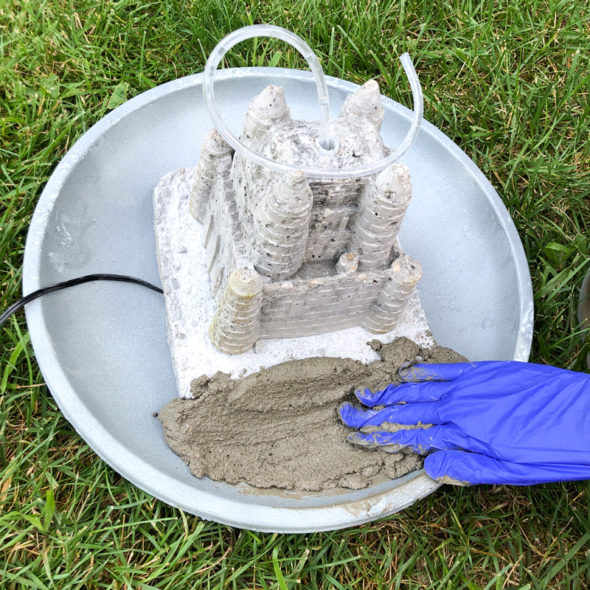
[1,0,589,587]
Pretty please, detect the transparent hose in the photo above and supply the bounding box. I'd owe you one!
[203,25,423,179]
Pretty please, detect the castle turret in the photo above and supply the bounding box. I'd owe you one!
[250,170,313,279]
[362,254,422,333]
[338,79,384,131]
[209,266,263,353]
[189,129,232,222]
[241,85,291,142]
[350,163,412,271]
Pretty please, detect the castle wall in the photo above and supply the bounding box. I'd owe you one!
[259,274,384,338]
[301,178,364,262]
[257,253,421,339]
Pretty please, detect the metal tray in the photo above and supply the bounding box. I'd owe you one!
[23,68,533,532]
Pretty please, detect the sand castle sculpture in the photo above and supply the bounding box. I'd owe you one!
[190,80,422,354]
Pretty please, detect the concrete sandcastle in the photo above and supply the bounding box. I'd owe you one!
[153,77,434,399]
[191,81,421,354]
[153,26,433,401]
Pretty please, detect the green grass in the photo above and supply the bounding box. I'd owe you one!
[1,0,589,587]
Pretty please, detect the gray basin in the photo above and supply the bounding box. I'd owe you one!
[23,68,533,532]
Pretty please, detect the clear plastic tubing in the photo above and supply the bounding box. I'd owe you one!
[203,25,423,179]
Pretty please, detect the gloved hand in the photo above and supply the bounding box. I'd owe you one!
[339,361,590,485]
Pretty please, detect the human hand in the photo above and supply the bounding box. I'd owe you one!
[339,361,590,485]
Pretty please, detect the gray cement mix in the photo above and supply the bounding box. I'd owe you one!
[159,338,467,491]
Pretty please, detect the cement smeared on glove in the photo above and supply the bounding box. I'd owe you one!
[158,338,466,491]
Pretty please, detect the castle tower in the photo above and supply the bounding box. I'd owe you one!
[339,79,384,126]
[209,266,263,354]
[189,129,232,222]
[362,254,422,333]
[241,84,291,142]
[351,163,413,271]
[250,170,313,279]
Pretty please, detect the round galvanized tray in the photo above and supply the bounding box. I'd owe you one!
[23,68,533,532]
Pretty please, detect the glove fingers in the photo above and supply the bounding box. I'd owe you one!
[353,384,396,407]
[399,362,475,383]
[355,380,454,407]
[424,450,590,486]
[339,401,441,428]
[347,424,458,454]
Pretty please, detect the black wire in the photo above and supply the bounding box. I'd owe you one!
[0,274,163,329]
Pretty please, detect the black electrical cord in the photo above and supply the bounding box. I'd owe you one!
[0,273,163,329]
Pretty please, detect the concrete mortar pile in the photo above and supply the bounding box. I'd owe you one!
[190,80,422,354]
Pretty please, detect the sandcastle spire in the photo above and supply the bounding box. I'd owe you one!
[351,163,413,271]
[250,170,313,279]
[189,129,232,222]
[209,266,263,354]
[362,254,422,333]
[242,85,291,141]
[338,79,384,130]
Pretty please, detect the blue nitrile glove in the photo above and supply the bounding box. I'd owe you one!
[339,362,590,485]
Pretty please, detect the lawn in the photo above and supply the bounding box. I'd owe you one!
[1,0,589,587]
